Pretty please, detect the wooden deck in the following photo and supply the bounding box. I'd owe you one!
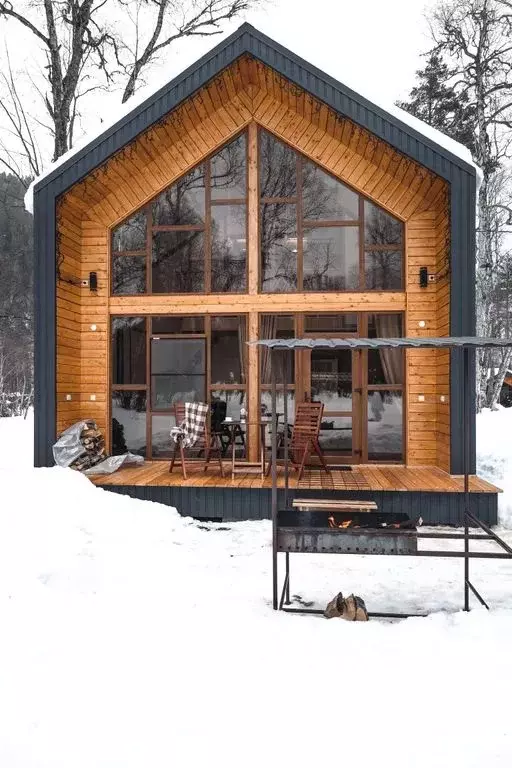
[90,463,500,494]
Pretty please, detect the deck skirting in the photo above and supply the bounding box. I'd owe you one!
[101,485,498,526]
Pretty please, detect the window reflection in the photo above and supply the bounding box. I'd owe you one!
[211,134,246,199]
[305,314,357,333]
[211,205,247,292]
[153,166,206,226]
[367,391,403,460]
[303,161,359,221]
[303,227,359,291]
[112,317,146,385]
[318,416,353,453]
[151,338,206,409]
[111,391,147,456]
[261,203,297,292]
[152,316,204,334]
[364,201,402,246]
[310,350,352,411]
[259,131,297,199]
[211,316,246,385]
[152,231,204,292]
[112,211,146,252]
[365,250,402,289]
[110,129,406,297]
[112,254,146,295]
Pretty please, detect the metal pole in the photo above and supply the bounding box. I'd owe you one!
[463,346,470,611]
[271,347,278,610]
[283,349,289,508]
[285,551,291,605]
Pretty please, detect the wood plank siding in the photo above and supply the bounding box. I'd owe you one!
[56,56,450,468]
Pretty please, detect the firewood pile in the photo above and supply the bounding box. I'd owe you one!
[70,421,107,471]
[53,419,107,471]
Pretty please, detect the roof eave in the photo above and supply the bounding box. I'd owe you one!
[31,21,477,204]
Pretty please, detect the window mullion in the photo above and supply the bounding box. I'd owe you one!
[205,161,212,293]
[359,196,365,290]
[297,157,303,291]
[146,204,152,294]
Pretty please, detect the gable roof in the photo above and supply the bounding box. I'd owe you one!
[25,22,478,213]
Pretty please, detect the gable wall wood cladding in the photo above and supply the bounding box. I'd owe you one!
[55,56,451,469]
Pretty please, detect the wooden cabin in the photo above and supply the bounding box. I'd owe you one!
[32,24,499,523]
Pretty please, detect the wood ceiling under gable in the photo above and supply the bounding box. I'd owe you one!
[58,56,448,229]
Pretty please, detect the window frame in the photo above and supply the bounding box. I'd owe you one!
[258,128,405,293]
[110,130,249,297]
[110,313,248,459]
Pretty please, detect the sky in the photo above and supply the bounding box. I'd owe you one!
[0,0,438,173]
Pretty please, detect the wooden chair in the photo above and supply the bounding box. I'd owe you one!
[289,401,328,479]
[169,402,224,480]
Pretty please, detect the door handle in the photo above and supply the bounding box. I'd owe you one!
[353,388,362,394]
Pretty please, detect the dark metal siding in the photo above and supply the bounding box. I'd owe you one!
[450,171,477,473]
[103,485,497,526]
[33,189,57,467]
[32,22,478,470]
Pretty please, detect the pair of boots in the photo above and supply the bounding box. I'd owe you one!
[324,592,369,621]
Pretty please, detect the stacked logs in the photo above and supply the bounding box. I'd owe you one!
[70,420,107,472]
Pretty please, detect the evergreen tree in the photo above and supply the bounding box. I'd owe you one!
[397,52,476,156]
[0,173,33,415]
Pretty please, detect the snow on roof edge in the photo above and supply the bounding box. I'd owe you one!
[24,23,481,215]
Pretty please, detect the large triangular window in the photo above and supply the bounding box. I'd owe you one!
[259,129,403,292]
[111,132,247,295]
[111,127,403,295]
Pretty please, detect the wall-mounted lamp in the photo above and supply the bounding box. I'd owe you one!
[89,272,98,291]
[418,320,426,328]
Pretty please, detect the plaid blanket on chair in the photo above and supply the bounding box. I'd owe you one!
[170,402,209,448]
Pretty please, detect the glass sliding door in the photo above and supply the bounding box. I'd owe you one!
[111,317,148,456]
[365,313,404,461]
[150,335,207,458]
[302,348,361,463]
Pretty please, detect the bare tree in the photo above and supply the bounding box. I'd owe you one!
[120,0,255,103]
[0,0,260,164]
[429,0,512,409]
[0,48,42,186]
[0,1,119,160]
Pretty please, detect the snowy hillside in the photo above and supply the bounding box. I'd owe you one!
[1,411,512,766]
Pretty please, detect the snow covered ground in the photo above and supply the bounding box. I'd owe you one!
[1,410,512,767]
[477,405,512,527]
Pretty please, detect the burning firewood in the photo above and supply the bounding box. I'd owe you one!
[328,516,352,529]
[324,592,369,621]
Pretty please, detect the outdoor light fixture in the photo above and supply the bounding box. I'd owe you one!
[419,266,428,287]
[418,320,426,328]
[89,271,98,291]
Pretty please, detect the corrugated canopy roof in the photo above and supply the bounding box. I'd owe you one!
[253,337,512,350]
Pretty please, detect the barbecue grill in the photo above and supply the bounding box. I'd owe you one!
[277,509,418,555]
[254,336,512,618]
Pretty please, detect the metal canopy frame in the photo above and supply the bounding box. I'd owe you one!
[255,336,512,618]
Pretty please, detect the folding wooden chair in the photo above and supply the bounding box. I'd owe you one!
[289,401,328,479]
[169,402,224,480]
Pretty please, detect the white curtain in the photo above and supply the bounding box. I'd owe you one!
[374,314,403,385]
